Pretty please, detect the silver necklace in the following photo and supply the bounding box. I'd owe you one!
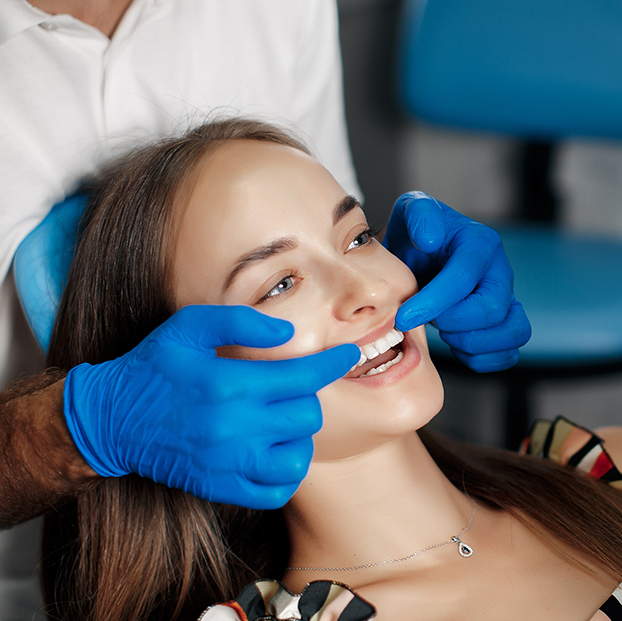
[285,501,476,572]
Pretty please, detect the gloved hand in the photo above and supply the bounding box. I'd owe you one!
[384,191,531,372]
[14,193,89,353]
[64,304,360,509]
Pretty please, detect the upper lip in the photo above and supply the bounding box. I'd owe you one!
[353,317,399,348]
[345,316,405,375]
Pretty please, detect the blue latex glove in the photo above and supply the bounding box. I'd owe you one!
[64,304,360,509]
[14,193,88,353]
[384,191,531,372]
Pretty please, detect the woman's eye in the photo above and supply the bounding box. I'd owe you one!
[346,229,374,252]
[264,275,295,300]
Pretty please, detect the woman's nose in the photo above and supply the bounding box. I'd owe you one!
[331,262,391,322]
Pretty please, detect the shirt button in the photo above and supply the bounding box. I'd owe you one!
[40,21,59,31]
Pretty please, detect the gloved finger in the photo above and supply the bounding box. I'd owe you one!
[384,196,442,273]
[434,250,514,333]
[438,298,532,355]
[216,343,360,402]
[393,191,447,253]
[451,348,522,374]
[165,304,295,350]
[256,395,323,440]
[395,223,503,331]
[195,473,301,509]
[201,394,322,445]
[243,436,315,486]
[236,480,301,510]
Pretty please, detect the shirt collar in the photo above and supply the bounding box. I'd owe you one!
[0,0,50,46]
[0,0,171,47]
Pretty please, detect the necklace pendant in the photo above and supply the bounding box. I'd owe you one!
[452,536,473,558]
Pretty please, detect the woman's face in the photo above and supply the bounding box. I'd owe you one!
[172,139,443,461]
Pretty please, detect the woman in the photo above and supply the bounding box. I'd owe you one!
[43,118,622,621]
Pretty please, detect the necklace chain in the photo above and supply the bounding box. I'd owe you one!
[285,501,476,572]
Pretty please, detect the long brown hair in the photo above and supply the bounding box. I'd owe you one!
[42,118,622,620]
[43,118,306,621]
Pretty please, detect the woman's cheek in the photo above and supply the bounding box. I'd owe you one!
[383,253,419,298]
[216,343,294,361]
[216,344,257,360]
[216,287,334,361]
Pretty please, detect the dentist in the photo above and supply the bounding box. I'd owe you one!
[0,0,531,527]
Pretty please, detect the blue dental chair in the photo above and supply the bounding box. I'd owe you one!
[398,0,622,448]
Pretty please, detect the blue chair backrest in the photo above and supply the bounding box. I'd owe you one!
[398,0,622,139]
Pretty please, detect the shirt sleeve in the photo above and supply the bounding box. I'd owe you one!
[0,120,65,286]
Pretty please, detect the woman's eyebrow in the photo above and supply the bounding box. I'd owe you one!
[333,195,361,225]
[223,237,298,291]
[223,196,360,292]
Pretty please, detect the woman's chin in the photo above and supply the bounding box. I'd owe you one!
[314,330,444,462]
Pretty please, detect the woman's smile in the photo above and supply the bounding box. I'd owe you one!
[173,138,444,460]
[344,328,421,387]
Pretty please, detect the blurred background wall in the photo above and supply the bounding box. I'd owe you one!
[337,0,622,446]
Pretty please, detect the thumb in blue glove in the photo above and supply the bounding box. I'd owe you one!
[64,304,360,509]
[384,191,531,372]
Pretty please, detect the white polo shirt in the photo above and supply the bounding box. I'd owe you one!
[0,2,358,617]
[0,0,359,387]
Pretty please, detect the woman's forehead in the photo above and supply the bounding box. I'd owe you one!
[184,139,347,237]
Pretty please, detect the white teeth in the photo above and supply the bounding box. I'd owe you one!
[373,335,392,355]
[361,351,404,378]
[362,343,380,361]
[350,350,368,372]
[386,328,404,347]
[353,328,404,371]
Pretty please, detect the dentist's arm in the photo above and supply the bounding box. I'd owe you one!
[0,370,97,529]
[0,306,359,528]
[385,191,531,372]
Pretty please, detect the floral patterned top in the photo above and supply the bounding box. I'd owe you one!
[521,417,622,620]
[197,580,375,621]
[199,417,622,621]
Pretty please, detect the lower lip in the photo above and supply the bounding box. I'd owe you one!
[344,331,421,388]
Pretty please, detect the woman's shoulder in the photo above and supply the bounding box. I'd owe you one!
[197,579,376,621]
[520,416,622,489]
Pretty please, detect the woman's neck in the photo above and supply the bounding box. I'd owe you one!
[283,432,474,584]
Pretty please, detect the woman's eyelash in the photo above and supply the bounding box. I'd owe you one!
[258,271,300,303]
[365,225,382,239]
[348,226,382,250]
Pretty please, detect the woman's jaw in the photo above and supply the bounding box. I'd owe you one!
[314,321,442,462]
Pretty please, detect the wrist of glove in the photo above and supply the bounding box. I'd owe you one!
[64,361,132,478]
